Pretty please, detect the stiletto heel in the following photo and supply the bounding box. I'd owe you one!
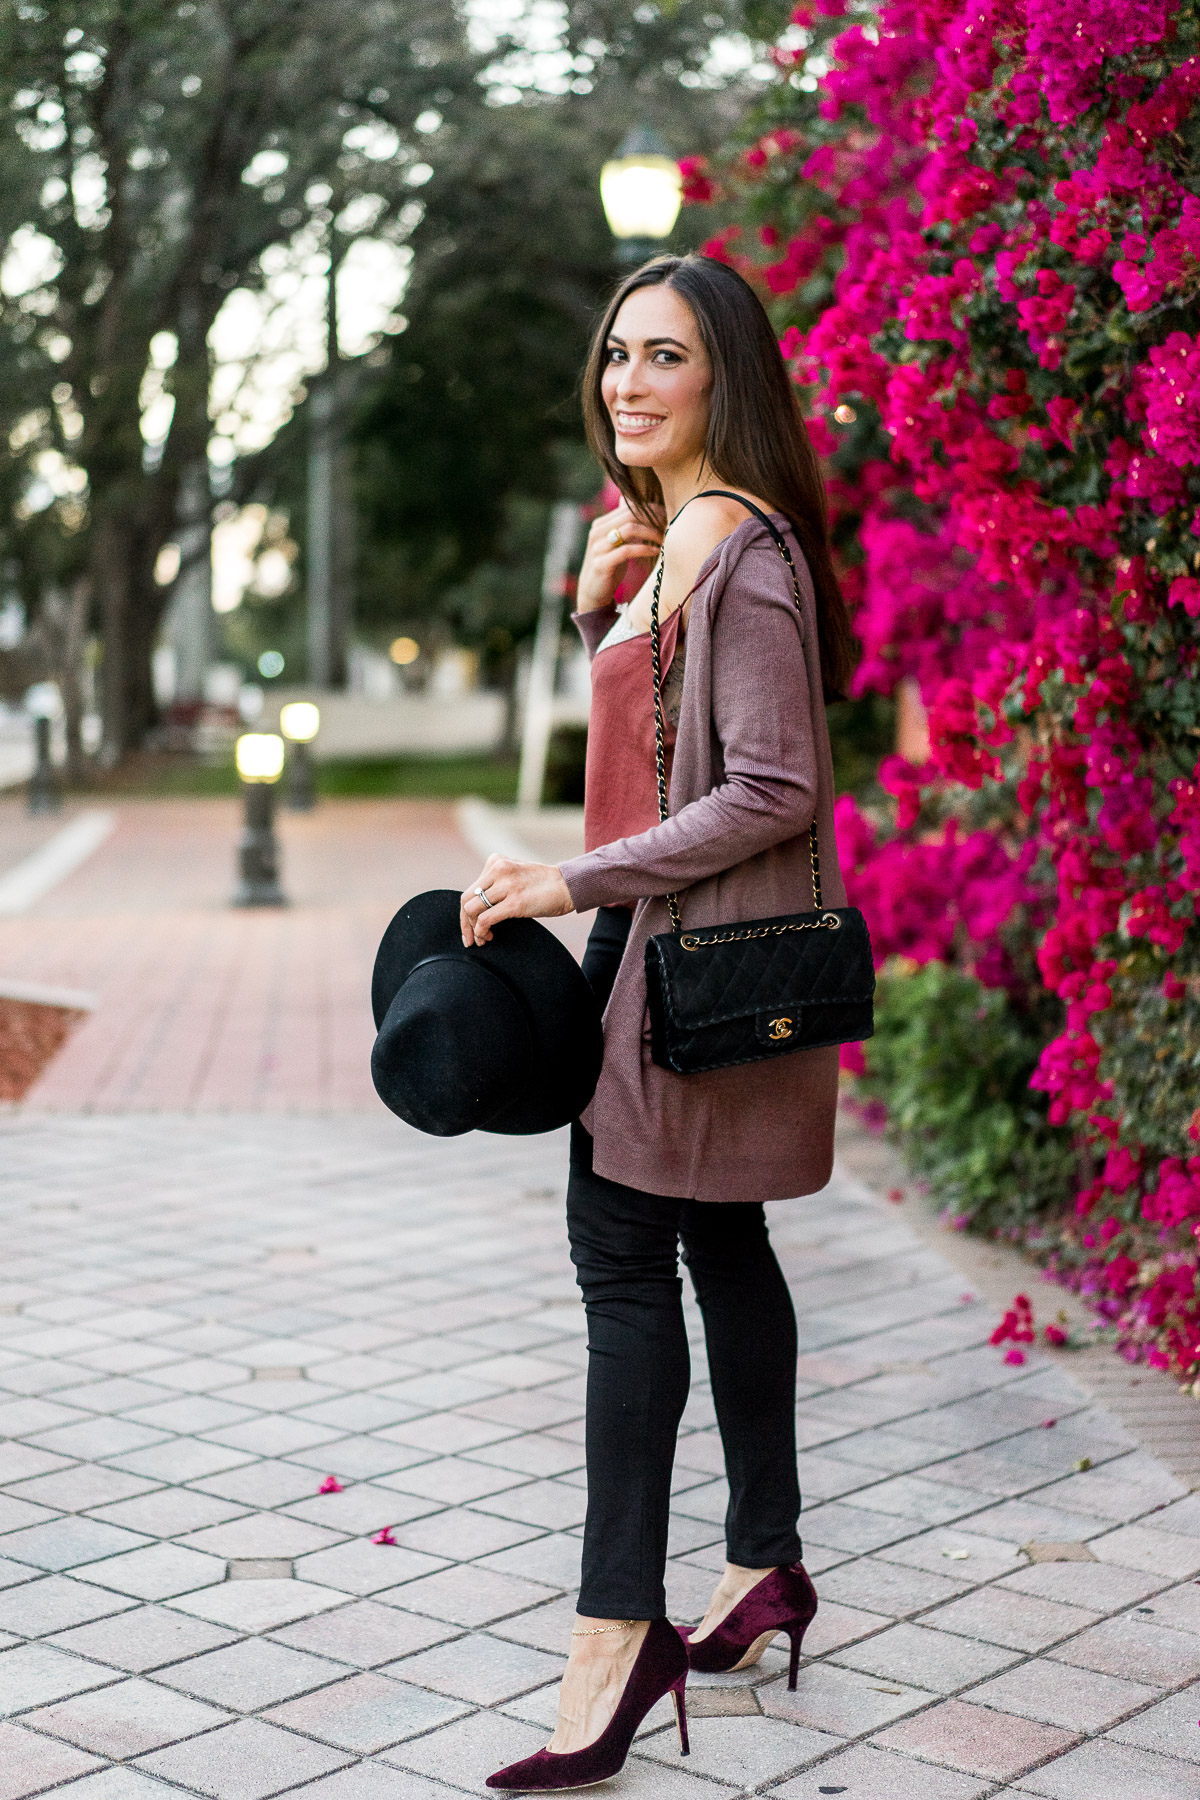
[679,1563,817,1685]
[672,1675,690,1755]
[787,1626,801,1691]
[486,1618,689,1791]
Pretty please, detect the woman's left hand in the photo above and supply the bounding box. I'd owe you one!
[460,857,574,947]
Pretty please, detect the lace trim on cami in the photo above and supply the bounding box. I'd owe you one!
[596,607,687,726]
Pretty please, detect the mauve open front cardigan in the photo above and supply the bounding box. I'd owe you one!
[558,511,846,1205]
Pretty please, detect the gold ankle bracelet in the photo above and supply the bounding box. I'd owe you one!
[571,1620,639,1636]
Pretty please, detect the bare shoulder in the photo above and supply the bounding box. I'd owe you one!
[664,493,753,566]
[659,492,769,612]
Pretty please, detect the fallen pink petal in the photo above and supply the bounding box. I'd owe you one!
[372,1527,397,1546]
[317,1475,343,1494]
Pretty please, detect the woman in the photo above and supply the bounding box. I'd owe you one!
[459,253,855,1793]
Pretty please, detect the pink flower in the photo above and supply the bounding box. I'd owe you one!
[1025,0,1177,125]
[1169,577,1200,619]
[1044,1324,1068,1346]
[1004,1348,1026,1364]
[991,1293,1036,1348]
[1140,331,1200,466]
[372,1527,397,1546]
[317,1476,343,1495]
[678,156,716,206]
[1016,269,1076,370]
[1103,1253,1140,1296]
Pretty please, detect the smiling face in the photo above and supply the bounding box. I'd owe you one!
[600,283,713,476]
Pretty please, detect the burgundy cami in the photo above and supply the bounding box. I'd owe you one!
[583,606,682,860]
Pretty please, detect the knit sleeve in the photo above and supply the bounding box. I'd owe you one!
[571,605,619,662]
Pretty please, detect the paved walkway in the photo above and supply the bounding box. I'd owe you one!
[1,799,593,1113]
[2,795,1198,1797]
[1,1110,1198,1799]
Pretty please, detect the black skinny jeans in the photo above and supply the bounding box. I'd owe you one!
[568,905,803,1620]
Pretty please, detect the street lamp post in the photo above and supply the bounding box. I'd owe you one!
[28,715,61,816]
[25,684,62,816]
[600,126,683,264]
[280,701,320,812]
[232,732,287,907]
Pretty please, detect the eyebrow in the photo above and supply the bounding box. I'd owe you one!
[605,334,690,350]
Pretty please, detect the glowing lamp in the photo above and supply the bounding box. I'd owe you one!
[600,127,682,259]
[279,704,319,813]
[389,636,419,666]
[279,701,321,743]
[235,732,285,783]
[232,735,287,905]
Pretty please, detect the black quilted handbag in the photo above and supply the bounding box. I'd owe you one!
[643,492,875,1076]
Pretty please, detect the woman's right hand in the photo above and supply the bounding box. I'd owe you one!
[575,502,663,613]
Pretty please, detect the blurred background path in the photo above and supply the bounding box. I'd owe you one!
[0,796,588,1115]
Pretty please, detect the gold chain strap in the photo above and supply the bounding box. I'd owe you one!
[649,498,836,950]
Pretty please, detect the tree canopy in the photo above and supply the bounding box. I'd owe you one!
[0,0,785,753]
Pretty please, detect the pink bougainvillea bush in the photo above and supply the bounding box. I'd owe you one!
[689,0,1200,1387]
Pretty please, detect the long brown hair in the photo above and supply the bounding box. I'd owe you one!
[582,254,856,700]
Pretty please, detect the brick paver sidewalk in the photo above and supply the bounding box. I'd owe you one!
[1,1110,1198,1799]
[1,798,589,1113]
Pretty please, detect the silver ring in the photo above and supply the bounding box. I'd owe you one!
[474,886,493,908]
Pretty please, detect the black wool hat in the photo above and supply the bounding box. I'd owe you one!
[370,889,604,1137]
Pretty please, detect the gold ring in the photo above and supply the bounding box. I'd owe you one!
[608,528,624,547]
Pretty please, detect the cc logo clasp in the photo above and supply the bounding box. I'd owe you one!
[768,1017,793,1040]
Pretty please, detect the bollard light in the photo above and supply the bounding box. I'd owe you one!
[232,732,287,907]
[279,702,320,743]
[280,701,320,812]
[235,732,285,782]
[27,716,61,815]
[600,125,682,265]
[25,683,62,816]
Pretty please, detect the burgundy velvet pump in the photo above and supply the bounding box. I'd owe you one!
[680,1563,817,1690]
[485,1617,689,1792]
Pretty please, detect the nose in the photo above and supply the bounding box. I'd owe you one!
[614,357,647,401]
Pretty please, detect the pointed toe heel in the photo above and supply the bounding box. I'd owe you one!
[682,1563,817,1692]
[486,1618,689,1791]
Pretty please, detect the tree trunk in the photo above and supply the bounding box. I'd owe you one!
[125,592,161,748]
[38,581,91,786]
[94,515,132,766]
[94,507,173,759]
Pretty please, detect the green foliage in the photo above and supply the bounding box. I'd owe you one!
[96,749,518,800]
[0,0,488,749]
[0,0,801,753]
[1094,952,1200,1160]
[826,692,895,798]
[347,5,771,641]
[858,963,1077,1235]
[315,754,518,801]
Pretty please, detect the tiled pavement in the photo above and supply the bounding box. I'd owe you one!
[1,1113,1198,1798]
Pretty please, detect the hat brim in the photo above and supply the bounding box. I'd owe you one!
[371,889,603,1135]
